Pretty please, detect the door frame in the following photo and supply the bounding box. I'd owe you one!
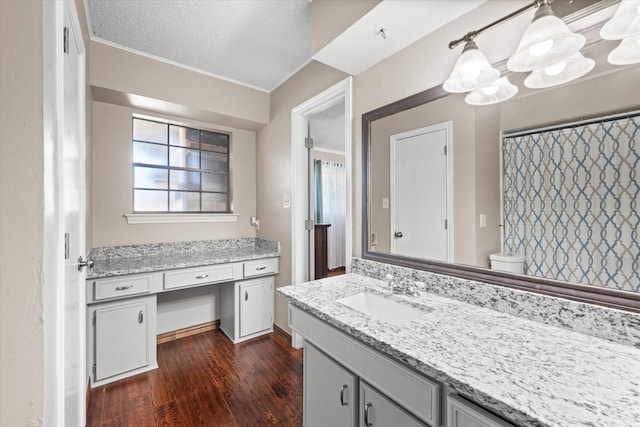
[291,77,353,287]
[389,121,454,262]
[42,0,87,424]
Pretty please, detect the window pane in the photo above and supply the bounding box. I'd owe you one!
[201,151,228,172]
[202,193,228,212]
[170,191,200,212]
[134,189,167,212]
[133,141,167,166]
[169,125,199,149]
[134,166,168,189]
[169,146,200,168]
[170,170,200,191]
[133,119,167,144]
[202,172,227,192]
[201,131,229,153]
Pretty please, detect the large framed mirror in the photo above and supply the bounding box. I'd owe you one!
[362,1,640,313]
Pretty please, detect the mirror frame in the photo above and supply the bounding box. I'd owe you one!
[362,82,640,314]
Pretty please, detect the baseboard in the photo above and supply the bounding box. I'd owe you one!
[273,323,292,343]
[157,320,220,344]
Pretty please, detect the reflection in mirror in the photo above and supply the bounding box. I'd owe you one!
[364,29,640,301]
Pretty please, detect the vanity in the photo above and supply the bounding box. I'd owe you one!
[278,270,640,427]
[85,238,279,387]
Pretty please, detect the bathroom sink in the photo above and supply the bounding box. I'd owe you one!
[336,292,429,326]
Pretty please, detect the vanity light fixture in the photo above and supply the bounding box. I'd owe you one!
[507,0,585,72]
[600,0,640,40]
[524,52,595,88]
[443,40,500,93]
[465,77,519,105]
[608,35,640,64]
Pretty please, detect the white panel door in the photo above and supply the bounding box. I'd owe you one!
[62,2,86,424]
[391,123,450,261]
[239,278,272,337]
[95,301,150,380]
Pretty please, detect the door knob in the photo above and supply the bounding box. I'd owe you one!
[394,231,403,238]
[78,256,94,271]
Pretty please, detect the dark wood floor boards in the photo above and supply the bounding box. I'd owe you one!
[87,329,304,426]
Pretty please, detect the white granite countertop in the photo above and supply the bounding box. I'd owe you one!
[87,238,280,279]
[278,274,640,427]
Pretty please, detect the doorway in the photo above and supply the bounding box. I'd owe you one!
[390,122,452,261]
[291,78,352,286]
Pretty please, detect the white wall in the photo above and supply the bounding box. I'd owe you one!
[91,102,258,246]
[0,1,45,424]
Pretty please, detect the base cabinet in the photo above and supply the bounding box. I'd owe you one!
[447,394,514,427]
[360,382,427,427]
[88,295,157,387]
[304,342,358,427]
[220,276,274,343]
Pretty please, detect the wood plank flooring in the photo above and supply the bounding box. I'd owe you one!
[87,330,303,426]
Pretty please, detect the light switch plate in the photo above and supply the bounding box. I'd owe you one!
[480,214,487,228]
[283,194,291,208]
[383,198,389,209]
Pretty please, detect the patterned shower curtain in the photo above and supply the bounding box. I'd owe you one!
[502,113,640,292]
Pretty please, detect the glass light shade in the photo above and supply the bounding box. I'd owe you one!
[507,4,585,72]
[443,40,500,93]
[608,35,640,64]
[600,0,640,40]
[524,53,595,88]
[465,77,518,106]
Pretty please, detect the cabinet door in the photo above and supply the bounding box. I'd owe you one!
[239,278,272,337]
[447,394,514,427]
[304,342,358,427]
[360,382,427,427]
[95,300,150,380]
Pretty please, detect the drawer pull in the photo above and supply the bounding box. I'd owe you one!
[364,402,373,426]
[138,311,144,324]
[195,274,209,279]
[115,285,133,291]
[340,384,348,406]
[245,291,249,301]
[255,266,267,271]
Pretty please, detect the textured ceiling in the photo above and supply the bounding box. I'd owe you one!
[87,0,311,92]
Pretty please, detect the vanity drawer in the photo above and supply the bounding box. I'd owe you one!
[94,275,152,301]
[164,263,241,290]
[244,258,279,278]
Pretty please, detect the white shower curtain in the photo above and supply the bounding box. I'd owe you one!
[319,161,346,270]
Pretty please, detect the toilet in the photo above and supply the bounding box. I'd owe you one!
[489,253,525,274]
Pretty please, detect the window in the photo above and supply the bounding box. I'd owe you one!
[132,117,230,213]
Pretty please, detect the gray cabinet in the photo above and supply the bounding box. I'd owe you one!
[360,382,427,427]
[221,276,274,343]
[447,394,514,427]
[90,295,157,385]
[304,342,358,427]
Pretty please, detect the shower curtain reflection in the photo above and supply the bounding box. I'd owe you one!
[314,160,346,270]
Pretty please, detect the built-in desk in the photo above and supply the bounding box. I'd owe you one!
[85,238,280,387]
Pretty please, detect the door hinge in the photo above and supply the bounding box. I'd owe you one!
[305,219,314,231]
[444,219,448,230]
[63,27,70,54]
[444,145,448,156]
[64,233,70,260]
[305,137,314,149]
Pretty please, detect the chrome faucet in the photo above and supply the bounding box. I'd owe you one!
[385,275,420,297]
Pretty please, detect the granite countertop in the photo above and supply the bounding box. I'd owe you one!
[87,238,280,279]
[278,274,640,427]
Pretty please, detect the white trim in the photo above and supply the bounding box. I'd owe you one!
[90,38,272,93]
[291,77,353,285]
[389,121,453,262]
[124,213,239,224]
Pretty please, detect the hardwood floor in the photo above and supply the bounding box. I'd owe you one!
[87,330,304,426]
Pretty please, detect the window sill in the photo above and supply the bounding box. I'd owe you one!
[124,213,239,224]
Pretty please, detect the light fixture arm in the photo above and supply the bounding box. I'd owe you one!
[448,0,552,49]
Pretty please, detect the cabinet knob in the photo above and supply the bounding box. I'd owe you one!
[340,384,348,406]
[195,274,209,279]
[364,402,373,426]
[256,266,266,271]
